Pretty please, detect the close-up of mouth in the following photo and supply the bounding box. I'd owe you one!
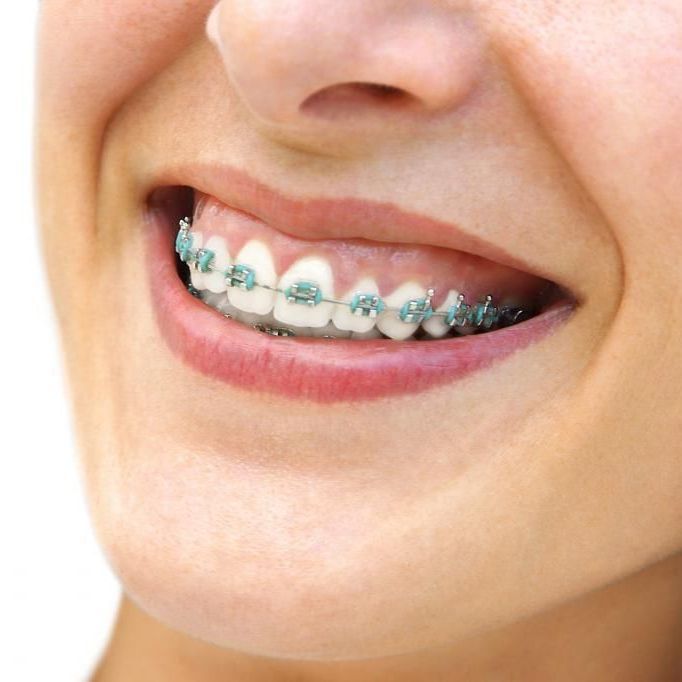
[145,172,577,402]
[25,1,682,677]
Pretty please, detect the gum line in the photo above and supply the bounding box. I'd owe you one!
[175,217,533,335]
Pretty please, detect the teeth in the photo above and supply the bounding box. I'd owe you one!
[203,235,231,293]
[227,240,277,315]
[232,309,278,328]
[243,310,309,336]
[200,290,225,307]
[189,232,206,290]
[308,322,352,339]
[180,227,530,341]
[376,282,426,340]
[332,277,380,333]
[350,328,383,340]
[421,289,461,338]
[274,256,335,328]
[217,297,239,318]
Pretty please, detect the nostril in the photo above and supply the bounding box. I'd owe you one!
[300,81,419,118]
[350,82,407,99]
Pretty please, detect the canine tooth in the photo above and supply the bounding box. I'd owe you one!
[227,240,277,314]
[332,277,380,333]
[203,235,231,293]
[274,256,334,328]
[376,282,426,340]
[422,289,461,338]
[189,232,206,290]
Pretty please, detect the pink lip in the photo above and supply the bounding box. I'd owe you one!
[145,178,575,403]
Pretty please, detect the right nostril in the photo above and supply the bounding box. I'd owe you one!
[300,81,417,117]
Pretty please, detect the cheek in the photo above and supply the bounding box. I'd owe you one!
[36,0,218,321]
[37,0,215,128]
[488,1,682,258]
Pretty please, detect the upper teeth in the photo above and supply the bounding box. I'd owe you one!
[275,256,334,327]
[227,240,276,314]
[332,277,382,333]
[176,219,522,340]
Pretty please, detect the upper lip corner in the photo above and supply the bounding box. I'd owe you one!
[149,162,557,283]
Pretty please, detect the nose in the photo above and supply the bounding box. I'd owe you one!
[206,0,484,130]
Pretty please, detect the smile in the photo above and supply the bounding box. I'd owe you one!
[145,168,577,402]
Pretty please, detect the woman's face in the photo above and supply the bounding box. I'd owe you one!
[37,0,682,660]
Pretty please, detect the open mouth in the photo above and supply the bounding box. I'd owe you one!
[145,174,576,402]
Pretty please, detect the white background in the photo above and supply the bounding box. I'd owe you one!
[1,5,120,681]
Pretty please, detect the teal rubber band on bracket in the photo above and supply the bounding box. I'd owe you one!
[224,264,256,291]
[194,248,215,273]
[175,231,193,262]
[285,281,323,307]
[398,292,434,324]
[472,297,498,329]
[350,293,385,318]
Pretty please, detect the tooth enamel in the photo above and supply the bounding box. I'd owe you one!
[376,282,426,340]
[308,322,352,339]
[274,256,335,328]
[332,277,380,333]
[227,240,277,314]
[233,309,279,328]
[422,289,461,338]
[200,290,225,307]
[203,235,231,293]
[217,297,239,317]
[350,328,383,340]
[189,232,206,290]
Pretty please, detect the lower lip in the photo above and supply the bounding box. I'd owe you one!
[146,207,575,403]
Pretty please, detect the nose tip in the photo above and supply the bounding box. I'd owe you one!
[207,1,484,129]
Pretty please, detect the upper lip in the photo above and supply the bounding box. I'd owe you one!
[148,163,563,286]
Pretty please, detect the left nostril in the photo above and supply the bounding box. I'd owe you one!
[300,81,418,117]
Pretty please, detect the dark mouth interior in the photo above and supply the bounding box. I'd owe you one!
[148,185,571,341]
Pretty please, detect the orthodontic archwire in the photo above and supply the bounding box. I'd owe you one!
[175,217,532,332]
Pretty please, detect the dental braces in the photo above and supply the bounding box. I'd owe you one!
[176,217,531,331]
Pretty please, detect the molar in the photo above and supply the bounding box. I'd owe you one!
[274,256,335,328]
[376,282,427,340]
[203,235,231,293]
[331,277,381,334]
[227,240,277,314]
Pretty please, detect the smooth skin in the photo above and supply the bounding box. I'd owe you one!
[36,1,682,680]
